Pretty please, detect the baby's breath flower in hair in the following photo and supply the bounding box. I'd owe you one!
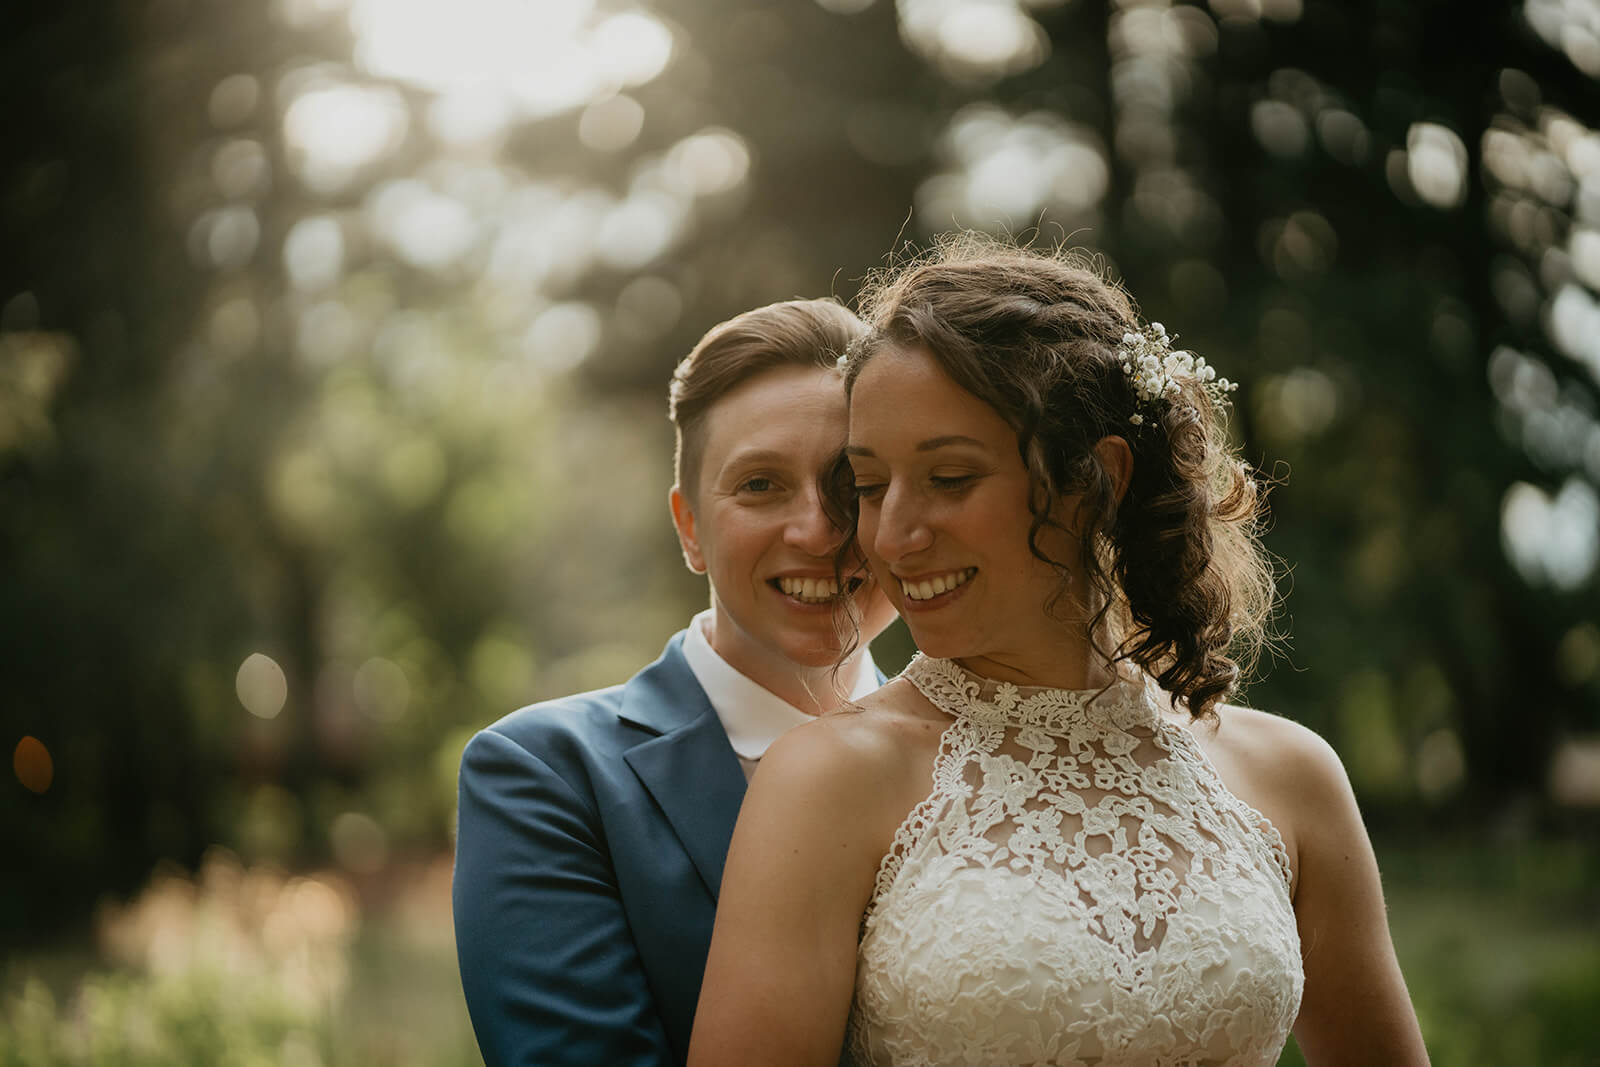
[1118,322,1237,426]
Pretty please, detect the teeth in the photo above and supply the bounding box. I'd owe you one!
[779,576,842,603]
[900,568,975,601]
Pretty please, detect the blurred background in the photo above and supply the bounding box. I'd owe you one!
[2,0,1597,1063]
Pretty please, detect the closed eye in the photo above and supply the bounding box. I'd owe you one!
[852,482,885,501]
[931,474,976,491]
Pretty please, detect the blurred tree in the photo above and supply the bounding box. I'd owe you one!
[3,0,1596,948]
[1096,0,1600,811]
[1,0,227,942]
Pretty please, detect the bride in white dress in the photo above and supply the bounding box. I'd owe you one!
[688,236,1429,1067]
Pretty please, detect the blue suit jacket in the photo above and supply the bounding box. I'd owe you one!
[453,630,751,1066]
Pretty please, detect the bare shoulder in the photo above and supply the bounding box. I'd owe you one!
[746,677,947,855]
[717,676,947,925]
[1208,702,1346,793]
[833,676,952,753]
[761,677,947,794]
[1182,701,1356,892]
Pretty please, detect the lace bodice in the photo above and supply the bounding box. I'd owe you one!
[847,656,1303,1067]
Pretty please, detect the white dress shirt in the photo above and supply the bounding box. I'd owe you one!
[681,609,881,781]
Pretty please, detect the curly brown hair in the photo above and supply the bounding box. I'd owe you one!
[837,234,1278,719]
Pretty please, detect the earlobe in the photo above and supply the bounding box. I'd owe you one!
[1095,436,1135,504]
[669,486,707,574]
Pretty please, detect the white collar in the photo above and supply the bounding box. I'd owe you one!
[681,609,879,761]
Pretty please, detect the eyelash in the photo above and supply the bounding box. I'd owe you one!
[852,474,974,501]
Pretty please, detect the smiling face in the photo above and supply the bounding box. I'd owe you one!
[847,345,1090,685]
[671,363,896,690]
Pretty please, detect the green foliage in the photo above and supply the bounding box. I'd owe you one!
[2,972,333,1067]
[1,852,480,1067]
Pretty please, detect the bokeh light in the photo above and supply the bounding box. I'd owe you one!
[1524,0,1600,77]
[896,0,1051,83]
[352,657,411,721]
[578,94,647,153]
[208,73,261,129]
[367,179,478,273]
[283,216,346,292]
[347,0,673,120]
[236,653,289,719]
[1406,123,1470,210]
[1501,477,1600,590]
[524,302,604,373]
[1549,738,1600,805]
[283,81,411,196]
[1207,0,1303,22]
[918,104,1108,228]
[330,811,389,874]
[0,330,74,455]
[1252,100,1309,159]
[13,735,53,794]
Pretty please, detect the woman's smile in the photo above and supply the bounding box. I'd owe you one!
[894,566,977,604]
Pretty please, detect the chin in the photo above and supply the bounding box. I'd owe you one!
[901,626,969,662]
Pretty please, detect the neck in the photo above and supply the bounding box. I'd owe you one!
[701,614,864,717]
[953,654,1115,692]
[952,627,1117,692]
[771,659,862,717]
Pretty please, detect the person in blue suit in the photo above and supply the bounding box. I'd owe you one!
[452,298,899,1067]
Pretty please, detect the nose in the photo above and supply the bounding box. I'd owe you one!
[784,484,845,557]
[869,484,933,563]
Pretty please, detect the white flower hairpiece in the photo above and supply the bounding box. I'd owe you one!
[1117,321,1237,426]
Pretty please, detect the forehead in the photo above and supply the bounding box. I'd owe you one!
[849,345,1009,448]
[698,362,847,469]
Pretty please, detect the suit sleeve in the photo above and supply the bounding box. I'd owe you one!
[453,726,675,1067]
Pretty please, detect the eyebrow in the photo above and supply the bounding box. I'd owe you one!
[719,448,793,468]
[846,434,987,457]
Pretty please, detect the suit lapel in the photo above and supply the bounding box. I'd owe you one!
[619,635,747,900]
[625,712,746,899]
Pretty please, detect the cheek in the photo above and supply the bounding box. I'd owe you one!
[701,514,759,572]
[854,508,884,563]
[861,545,899,595]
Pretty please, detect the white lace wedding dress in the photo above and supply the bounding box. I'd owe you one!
[847,656,1303,1067]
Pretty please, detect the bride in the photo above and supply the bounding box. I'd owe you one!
[686,235,1429,1066]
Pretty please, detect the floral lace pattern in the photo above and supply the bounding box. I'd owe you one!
[847,656,1302,1067]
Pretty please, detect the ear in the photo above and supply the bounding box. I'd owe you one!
[669,485,707,574]
[1093,435,1134,505]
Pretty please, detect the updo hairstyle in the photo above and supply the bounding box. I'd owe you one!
[839,235,1276,720]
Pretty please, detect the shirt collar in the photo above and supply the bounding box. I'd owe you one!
[681,609,879,761]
